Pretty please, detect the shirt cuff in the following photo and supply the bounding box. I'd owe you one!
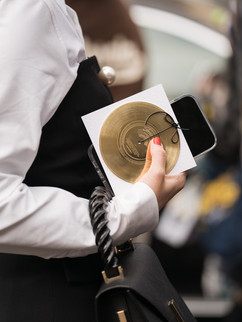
[106,182,159,245]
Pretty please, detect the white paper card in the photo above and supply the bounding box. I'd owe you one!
[82,84,196,195]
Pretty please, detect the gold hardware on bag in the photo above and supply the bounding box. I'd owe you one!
[115,239,134,254]
[168,299,185,322]
[117,310,128,322]
[102,265,124,284]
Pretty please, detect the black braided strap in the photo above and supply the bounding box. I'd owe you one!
[89,186,118,274]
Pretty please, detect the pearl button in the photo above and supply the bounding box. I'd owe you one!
[99,66,116,85]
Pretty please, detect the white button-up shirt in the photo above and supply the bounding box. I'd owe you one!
[0,0,158,259]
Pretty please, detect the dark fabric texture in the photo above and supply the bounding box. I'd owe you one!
[0,254,102,322]
[24,55,113,198]
[0,56,113,322]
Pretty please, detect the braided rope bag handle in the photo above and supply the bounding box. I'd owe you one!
[89,186,120,278]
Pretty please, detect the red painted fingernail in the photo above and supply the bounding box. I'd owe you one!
[153,137,161,145]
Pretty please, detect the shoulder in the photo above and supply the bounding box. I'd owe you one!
[0,0,77,63]
[0,1,55,49]
[0,0,52,20]
[0,0,71,41]
[0,0,85,92]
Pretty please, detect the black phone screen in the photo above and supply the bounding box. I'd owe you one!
[171,95,216,157]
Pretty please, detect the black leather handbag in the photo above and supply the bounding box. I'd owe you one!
[89,186,197,322]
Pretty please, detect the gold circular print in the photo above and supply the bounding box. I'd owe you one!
[99,101,180,183]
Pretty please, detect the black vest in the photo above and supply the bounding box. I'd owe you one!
[0,57,113,322]
[24,56,113,198]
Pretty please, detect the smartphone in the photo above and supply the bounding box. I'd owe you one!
[170,94,217,158]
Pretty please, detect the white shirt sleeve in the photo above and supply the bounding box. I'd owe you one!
[0,0,159,259]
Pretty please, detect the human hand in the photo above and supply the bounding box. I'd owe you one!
[138,137,186,209]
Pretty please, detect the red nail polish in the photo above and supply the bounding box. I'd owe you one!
[153,137,161,145]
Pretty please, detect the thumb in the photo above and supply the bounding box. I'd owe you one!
[135,137,166,182]
[149,137,166,173]
[135,142,152,182]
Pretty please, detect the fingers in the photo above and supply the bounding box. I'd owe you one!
[164,172,187,197]
[137,137,187,210]
[173,171,187,191]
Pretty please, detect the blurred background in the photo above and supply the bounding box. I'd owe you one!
[67,0,242,321]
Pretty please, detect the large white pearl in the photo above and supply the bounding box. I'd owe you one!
[99,66,116,85]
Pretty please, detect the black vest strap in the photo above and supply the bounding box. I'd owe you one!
[24,56,113,199]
